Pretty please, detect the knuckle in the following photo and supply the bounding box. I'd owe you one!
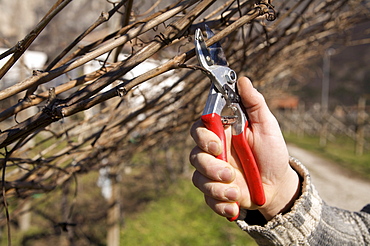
[191,171,200,188]
[195,127,209,150]
[189,147,199,165]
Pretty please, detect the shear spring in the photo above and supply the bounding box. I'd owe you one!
[221,115,238,125]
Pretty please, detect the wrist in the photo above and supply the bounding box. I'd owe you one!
[259,167,301,221]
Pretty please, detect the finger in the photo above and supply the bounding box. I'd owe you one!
[190,120,222,156]
[237,77,274,124]
[192,171,240,202]
[189,147,234,182]
[204,195,239,218]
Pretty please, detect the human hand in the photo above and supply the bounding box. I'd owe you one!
[189,77,300,220]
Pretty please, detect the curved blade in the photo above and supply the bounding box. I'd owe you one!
[205,25,228,66]
[195,29,213,68]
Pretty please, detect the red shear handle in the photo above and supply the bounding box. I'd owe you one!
[201,113,227,161]
[232,132,266,206]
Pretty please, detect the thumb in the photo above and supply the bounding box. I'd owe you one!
[236,77,272,124]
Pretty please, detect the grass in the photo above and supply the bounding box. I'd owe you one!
[4,131,367,245]
[122,133,370,245]
[121,178,257,246]
[284,133,370,179]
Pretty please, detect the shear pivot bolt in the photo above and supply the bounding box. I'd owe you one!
[226,70,237,84]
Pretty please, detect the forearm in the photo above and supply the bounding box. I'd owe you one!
[236,157,370,245]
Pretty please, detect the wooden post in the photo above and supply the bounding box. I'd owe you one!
[356,96,366,155]
[320,49,334,147]
[18,200,31,232]
[320,113,328,147]
[107,171,121,246]
[297,103,305,138]
[60,179,75,246]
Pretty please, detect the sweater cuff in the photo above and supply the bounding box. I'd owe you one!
[235,157,323,245]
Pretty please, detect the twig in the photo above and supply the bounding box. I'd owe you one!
[0,0,73,80]
[45,0,128,71]
[0,0,198,101]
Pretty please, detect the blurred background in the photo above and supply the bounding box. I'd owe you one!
[0,0,369,245]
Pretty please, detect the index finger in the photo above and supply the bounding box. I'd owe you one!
[190,120,222,156]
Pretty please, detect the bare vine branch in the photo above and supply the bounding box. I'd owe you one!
[0,1,369,237]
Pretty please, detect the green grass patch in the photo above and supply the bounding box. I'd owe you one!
[121,178,257,246]
[284,133,370,179]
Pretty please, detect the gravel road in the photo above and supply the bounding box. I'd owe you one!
[287,144,370,212]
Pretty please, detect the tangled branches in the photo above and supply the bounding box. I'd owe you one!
[0,0,369,236]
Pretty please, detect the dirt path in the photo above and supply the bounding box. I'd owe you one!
[287,144,370,211]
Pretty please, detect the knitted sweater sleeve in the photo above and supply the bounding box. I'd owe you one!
[235,157,370,245]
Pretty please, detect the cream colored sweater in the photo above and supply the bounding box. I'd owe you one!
[236,157,370,245]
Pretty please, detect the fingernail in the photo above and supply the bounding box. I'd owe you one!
[207,141,221,156]
[224,188,238,201]
[218,168,233,182]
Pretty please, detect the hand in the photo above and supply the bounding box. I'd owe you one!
[189,77,300,220]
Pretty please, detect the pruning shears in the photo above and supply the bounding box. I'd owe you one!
[194,26,265,221]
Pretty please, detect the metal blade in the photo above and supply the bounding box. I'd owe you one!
[195,28,214,67]
[205,25,228,66]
